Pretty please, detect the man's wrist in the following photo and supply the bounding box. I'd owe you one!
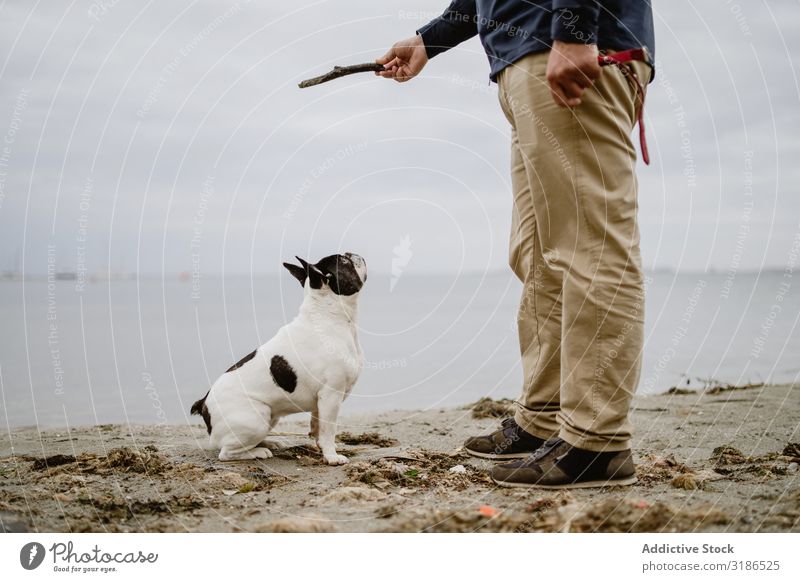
[416,26,442,59]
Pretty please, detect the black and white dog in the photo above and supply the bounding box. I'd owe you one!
[191,253,367,464]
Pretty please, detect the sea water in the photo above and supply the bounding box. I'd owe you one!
[1,270,798,428]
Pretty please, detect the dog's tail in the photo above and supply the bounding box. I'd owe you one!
[190,391,212,435]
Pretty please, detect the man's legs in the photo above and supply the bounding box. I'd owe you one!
[508,131,563,442]
[462,128,566,461]
[498,51,645,454]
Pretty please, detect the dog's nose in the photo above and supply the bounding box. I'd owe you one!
[345,252,364,265]
[345,253,367,282]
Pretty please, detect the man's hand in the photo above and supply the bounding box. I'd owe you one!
[376,35,428,83]
[546,41,602,107]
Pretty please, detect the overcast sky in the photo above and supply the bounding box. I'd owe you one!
[1,0,798,276]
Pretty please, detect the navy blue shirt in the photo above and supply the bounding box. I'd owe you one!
[417,0,655,82]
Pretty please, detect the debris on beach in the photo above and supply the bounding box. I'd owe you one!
[675,469,724,490]
[101,446,169,474]
[273,445,320,458]
[2,380,798,533]
[387,506,540,533]
[386,494,574,533]
[346,459,418,489]
[0,510,29,533]
[636,454,692,485]
[470,397,516,419]
[478,505,498,517]
[782,443,800,461]
[635,453,723,490]
[557,498,730,533]
[666,377,765,395]
[345,449,488,491]
[204,470,252,494]
[524,495,564,514]
[337,432,399,447]
[705,381,766,394]
[29,446,169,476]
[30,454,77,471]
[255,515,337,533]
[710,444,798,480]
[75,494,204,521]
[272,445,322,465]
[710,444,784,467]
[671,473,699,490]
[711,445,749,465]
[322,486,387,503]
[7,443,312,531]
[375,502,401,519]
[241,468,291,491]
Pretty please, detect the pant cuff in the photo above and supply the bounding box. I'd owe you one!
[558,425,631,453]
[514,406,559,441]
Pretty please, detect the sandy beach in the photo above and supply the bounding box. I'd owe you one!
[1,383,798,533]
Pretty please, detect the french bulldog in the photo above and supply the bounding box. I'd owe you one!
[191,253,367,464]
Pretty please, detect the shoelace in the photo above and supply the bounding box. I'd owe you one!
[500,417,520,439]
[529,437,566,463]
[598,47,650,165]
[507,437,565,468]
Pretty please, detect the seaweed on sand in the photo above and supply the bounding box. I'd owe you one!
[337,432,399,447]
[31,446,169,475]
[470,397,516,419]
[346,449,488,491]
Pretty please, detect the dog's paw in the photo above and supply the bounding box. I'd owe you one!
[323,453,349,466]
[252,447,273,459]
[219,446,273,461]
[259,438,288,451]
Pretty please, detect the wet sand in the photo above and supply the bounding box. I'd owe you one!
[1,383,798,532]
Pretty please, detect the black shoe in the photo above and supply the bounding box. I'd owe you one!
[491,438,638,489]
[464,418,546,460]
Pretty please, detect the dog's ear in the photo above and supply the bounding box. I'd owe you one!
[295,256,328,289]
[283,261,307,286]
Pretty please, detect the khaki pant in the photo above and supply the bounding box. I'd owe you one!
[498,51,647,452]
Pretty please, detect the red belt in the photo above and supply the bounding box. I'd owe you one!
[598,48,650,165]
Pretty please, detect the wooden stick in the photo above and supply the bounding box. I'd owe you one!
[298,63,386,89]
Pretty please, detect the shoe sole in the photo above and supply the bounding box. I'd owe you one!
[464,448,535,461]
[491,475,638,489]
